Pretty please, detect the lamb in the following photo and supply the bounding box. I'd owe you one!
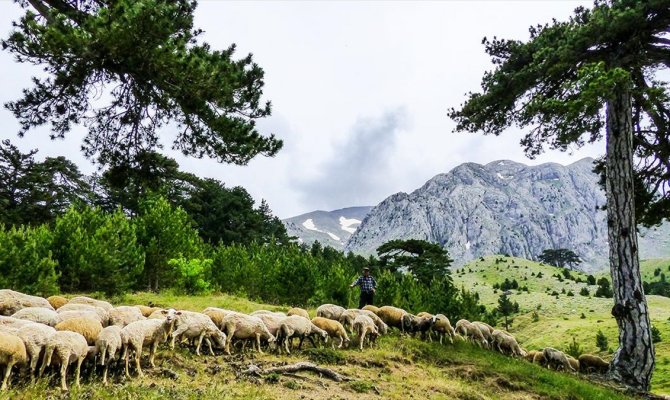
[47,295,68,310]
[431,314,455,344]
[277,315,328,355]
[361,310,388,335]
[0,331,28,390]
[491,329,525,357]
[168,311,227,355]
[16,323,56,378]
[67,296,113,311]
[312,317,350,349]
[376,306,411,332]
[542,347,573,371]
[287,307,309,319]
[222,313,275,354]
[95,326,123,384]
[316,304,346,321]
[120,309,181,377]
[339,309,365,332]
[55,317,103,345]
[0,289,53,316]
[361,305,380,314]
[455,319,488,348]
[578,354,609,374]
[109,306,146,327]
[352,314,379,351]
[58,304,109,326]
[39,330,88,391]
[11,307,60,327]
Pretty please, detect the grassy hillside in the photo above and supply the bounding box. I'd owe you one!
[0,292,639,400]
[453,256,670,395]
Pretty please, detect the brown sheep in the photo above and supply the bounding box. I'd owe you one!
[567,355,580,372]
[376,306,411,332]
[533,350,547,366]
[362,305,380,314]
[312,317,350,349]
[0,331,28,390]
[287,307,309,319]
[55,317,103,345]
[47,296,68,310]
[542,347,573,371]
[578,354,609,374]
[525,349,540,363]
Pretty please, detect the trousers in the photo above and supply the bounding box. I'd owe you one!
[358,291,374,309]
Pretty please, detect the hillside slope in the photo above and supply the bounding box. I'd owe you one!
[1,291,640,400]
[453,256,670,395]
[346,158,670,272]
[283,206,372,249]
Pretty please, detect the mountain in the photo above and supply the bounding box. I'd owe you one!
[283,206,373,249]
[345,158,670,272]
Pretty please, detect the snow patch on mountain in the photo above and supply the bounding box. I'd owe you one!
[339,216,361,234]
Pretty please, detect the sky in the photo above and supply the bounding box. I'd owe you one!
[0,0,604,218]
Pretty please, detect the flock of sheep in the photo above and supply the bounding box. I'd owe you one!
[0,289,610,392]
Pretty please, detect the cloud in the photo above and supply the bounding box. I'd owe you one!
[293,108,410,210]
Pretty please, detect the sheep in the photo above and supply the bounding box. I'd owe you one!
[39,330,88,391]
[250,310,286,317]
[472,322,494,344]
[47,296,68,310]
[0,289,53,316]
[542,347,573,371]
[339,309,365,332]
[16,323,56,378]
[136,305,162,318]
[312,317,350,349]
[109,306,146,327]
[0,331,28,390]
[455,319,488,348]
[533,350,547,367]
[524,350,540,363]
[95,326,122,385]
[567,355,580,372]
[277,316,328,355]
[0,316,34,329]
[58,304,109,326]
[256,313,287,337]
[203,307,240,330]
[361,310,388,335]
[120,309,181,378]
[222,313,275,355]
[416,312,433,319]
[431,314,455,344]
[362,305,380,314]
[376,306,411,332]
[168,311,227,355]
[11,307,60,327]
[67,296,113,311]
[287,307,310,319]
[316,304,346,321]
[578,354,609,374]
[55,317,103,345]
[491,330,525,357]
[352,314,379,351]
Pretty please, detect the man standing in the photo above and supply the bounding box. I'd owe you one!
[350,267,377,309]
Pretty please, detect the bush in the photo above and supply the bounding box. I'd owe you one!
[580,287,590,296]
[169,258,212,295]
[652,326,662,343]
[595,277,613,298]
[586,275,596,285]
[580,313,586,319]
[566,336,583,358]
[532,311,540,322]
[596,330,608,352]
[567,290,574,297]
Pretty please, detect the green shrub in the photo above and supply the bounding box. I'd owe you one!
[652,326,662,343]
[579,287,590,296]
[566,336,583,358]
[169,258,212,295]
[596,330,608,352]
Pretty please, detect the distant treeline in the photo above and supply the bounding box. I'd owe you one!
[0,141,488,322]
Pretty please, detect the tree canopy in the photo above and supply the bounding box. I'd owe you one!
[538,249,582,269]
[3,0,282,166]
[376,239,453,286]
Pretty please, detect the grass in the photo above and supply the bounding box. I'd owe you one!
[453,255,670,395]
[0,290,641,400]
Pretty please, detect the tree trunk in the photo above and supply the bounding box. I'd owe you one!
[606,86,655,391]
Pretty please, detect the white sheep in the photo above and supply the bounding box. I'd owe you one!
[312,317,350,349]
[11,307,60,327]
[315,304,346,321]
[0,330,28,390]
[67,296,113,311]
[16,323,56,378]
[0,316,36,329]
[120,309,181,378]
[287,307,309,319]
[431,314,455,344]
[352,314,379,351]
[222,313,275,354]
[0,290,53,316]
[339,309,365,332]
[203,307,241,330]
[361,310,389,335]
[95,326,123,384]
[491,329,525,357]
[249,310,286,317]
[168,311,227,355]
[454,319,488,348]
[277,315,328,354]
[39,330,88,391]
[256,313,287,337]
[109,306,146,327]
[542,347,573,371]
[57,304,109,326]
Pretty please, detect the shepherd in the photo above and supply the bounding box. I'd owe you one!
[350,267,377,309]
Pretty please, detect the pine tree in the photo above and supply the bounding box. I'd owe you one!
[597,330,609,352]
[497,294,515,330]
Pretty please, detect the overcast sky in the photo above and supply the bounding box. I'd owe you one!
[0,1,604,218]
